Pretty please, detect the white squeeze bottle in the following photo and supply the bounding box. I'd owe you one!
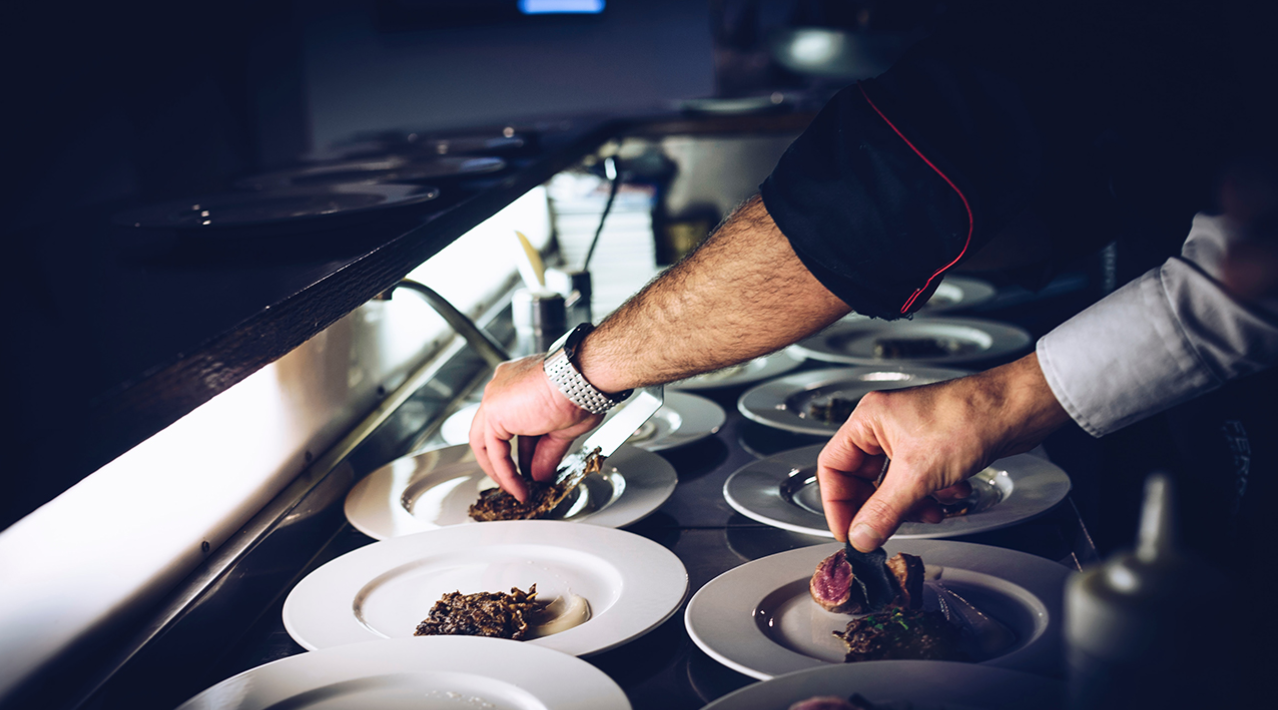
[1064,473,1231,708]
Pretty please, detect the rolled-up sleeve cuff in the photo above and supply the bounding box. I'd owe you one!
[1036,270,1219,438]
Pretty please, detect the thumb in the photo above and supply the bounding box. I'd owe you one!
[846,464,929,552]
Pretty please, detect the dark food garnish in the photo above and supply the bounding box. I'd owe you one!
[844,545,896,613]
[468,448,604,522]
[834,608,968,663]
[807,396,857,424]
[414,584,546,640]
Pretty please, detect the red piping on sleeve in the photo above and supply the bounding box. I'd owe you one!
[857,82,974,315]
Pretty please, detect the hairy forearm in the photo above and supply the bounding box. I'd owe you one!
[577,195,851,393]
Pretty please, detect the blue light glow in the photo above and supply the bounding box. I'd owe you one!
[518,0,605,14]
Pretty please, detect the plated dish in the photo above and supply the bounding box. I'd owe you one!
[669,350,805,391]
[112,183,441,229]
[723,446,1071,539]
[439,392,725,452]
[283,520,689,657]
[917,275,998,314]
[685,539,1066,680]
[701,660,1061,710]
[175,636,631,710]
[791,317,1032,366]
[344,443,677,540]
[738,366,971,436]
[234,155,506,190]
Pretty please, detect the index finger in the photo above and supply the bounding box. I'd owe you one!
[816,432,887,542]
[468,404,529,502]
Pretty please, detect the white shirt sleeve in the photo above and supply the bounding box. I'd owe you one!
[1036,213,1278,437]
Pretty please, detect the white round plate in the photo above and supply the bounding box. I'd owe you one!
[791,317,1031,366]
[344,444,677,540]
[669,350,805,391]
[284,520,689,657]
[685,539,1066,680]
[701,660,1061,710]
[723,446,1071,539]
[176,636,631,710]
[439,392,725,452]
[917,275,998,314]
[737,366,971,436]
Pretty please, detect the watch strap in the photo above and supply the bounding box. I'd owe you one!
[543,324,630,414]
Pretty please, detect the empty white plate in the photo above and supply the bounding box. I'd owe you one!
[175,636,631,710]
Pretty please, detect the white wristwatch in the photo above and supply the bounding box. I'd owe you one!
[543,323,631,414]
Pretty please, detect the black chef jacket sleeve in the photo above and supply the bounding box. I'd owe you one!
[760,1,1228,320]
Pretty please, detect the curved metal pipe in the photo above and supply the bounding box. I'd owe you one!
[386,279,511,368]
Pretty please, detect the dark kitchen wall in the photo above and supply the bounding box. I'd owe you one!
[5,0,310,231]
[300,0,717,150]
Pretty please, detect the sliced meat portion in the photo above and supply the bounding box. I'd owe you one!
[834,608,968,663]
[810,548,864,614]
[885,552,924,610]
[414,585,546,640]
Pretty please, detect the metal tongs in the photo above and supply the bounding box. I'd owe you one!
[551,385,665,494]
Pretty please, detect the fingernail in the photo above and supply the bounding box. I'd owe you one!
[849,524,884,552]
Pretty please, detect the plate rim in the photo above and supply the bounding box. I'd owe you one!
[175,636,632,710]
[638,390,726,451]
[722,445,1072,539]
[791,317,1032,366]
[684,539,1067,681]
[669,350,805,391]
[700,659,1061,710]
[283,520,689,658]
[344,443,679,539]
[917,275,998,314]
[440,391,726,452]
[736,366,972,436]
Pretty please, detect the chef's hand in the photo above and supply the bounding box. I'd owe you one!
[469,355,603,502]
[818,352,1071,552]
